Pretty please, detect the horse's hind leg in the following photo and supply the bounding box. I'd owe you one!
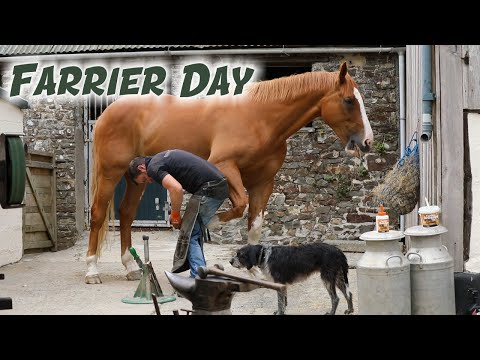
[208,160,248,224]
[119,174,146,280]
[246,180,274,244]
[245,145,286,244]
[86,172,123,284]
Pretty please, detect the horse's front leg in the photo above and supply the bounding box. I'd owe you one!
[246,180,275,244]
[245,144,287,244]
[119,174,146,280]
[208,160,248,225]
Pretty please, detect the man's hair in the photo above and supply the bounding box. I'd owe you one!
[128,157,146,185]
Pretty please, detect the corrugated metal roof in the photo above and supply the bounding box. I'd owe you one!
[0,45,53,55]
[0,45,279,56]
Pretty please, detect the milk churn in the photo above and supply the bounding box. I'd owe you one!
[404,225,455,315]
[357,230,411,315]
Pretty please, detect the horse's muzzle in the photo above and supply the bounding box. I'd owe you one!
[348,135,371,154]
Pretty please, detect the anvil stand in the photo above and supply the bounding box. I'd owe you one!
[165,264,286,315]
[122,235,176,310]
[0,273,13,310]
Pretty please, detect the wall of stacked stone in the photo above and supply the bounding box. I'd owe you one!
[208,53,400,245]
[22,96,84,250]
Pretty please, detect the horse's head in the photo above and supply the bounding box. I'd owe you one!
[319,62,374,156]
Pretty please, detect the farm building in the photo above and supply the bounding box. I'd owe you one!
[0,88,28,267]
[0,45,477,273]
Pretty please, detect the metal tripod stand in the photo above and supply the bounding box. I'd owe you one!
[121,235,176,311]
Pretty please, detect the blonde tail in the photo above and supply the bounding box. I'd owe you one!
[91,130,114,258]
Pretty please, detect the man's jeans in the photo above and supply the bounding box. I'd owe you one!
[188,195,225,278]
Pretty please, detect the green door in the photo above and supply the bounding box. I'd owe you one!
[114,177,169,226]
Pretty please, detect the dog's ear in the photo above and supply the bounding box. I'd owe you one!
[246,246,259,270]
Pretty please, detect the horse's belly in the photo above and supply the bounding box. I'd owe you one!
[143,133,211,160]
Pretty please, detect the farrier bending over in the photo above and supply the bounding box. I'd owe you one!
[128,149,229,278]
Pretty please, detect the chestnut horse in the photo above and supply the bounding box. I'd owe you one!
[85,62,373,284]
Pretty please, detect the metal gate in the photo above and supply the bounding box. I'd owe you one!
[84,95,169,228]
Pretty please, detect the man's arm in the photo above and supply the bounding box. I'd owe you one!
[162,174,184,229]
[161,174,183,212]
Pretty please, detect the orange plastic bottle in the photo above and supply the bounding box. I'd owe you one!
[376,204,390,233]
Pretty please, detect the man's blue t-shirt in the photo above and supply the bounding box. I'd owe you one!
[145,149,225,194]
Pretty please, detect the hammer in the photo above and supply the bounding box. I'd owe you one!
[197,265,286,292]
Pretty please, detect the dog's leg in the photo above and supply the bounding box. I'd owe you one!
[274,288,287,315]
[336,275,354,315]
[322,277,339,315]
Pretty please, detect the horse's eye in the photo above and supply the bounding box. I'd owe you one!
[344,97,354,106]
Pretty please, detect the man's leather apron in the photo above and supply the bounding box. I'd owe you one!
[171,178,229,274]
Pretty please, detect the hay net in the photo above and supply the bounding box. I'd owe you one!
[371,132,420,216]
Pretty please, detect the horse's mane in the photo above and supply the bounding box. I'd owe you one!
[245,70,350,103]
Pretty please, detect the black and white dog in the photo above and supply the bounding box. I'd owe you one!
[230,242,354,315]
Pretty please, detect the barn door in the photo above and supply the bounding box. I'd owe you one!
[23,150,57,252]
[84,95,169,228]
[113,177,169,226]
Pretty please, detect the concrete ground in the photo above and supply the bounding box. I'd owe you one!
[0,229,361,315]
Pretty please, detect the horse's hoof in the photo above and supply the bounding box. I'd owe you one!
[126,270,142,281]
[344,309,354,315]
[85,274,102,284]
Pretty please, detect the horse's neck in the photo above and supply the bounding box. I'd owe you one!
[249,72,337,142]
[259,101,315,144]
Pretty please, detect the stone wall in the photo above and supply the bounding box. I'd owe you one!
[209,53,400,245]
[1,66,84,250]
[22,96,84,250]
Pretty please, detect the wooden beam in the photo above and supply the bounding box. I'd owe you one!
[24,239,54,250]
[462,45,480,110]
[27,150,54,157]
[26,160,54,170]
[51,159,58,251]
[405,45,422,238]
[439,45,464,271]
[24,224,48,233]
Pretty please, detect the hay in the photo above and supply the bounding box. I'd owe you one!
[370,136,420,216]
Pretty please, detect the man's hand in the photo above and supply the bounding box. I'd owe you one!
[170,210,182,229]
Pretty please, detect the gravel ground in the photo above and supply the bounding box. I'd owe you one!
[0,229,361,315]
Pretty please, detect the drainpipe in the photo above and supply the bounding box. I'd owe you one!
[396,48,406,231]
[421,45,435,142]
[421,45,435,209]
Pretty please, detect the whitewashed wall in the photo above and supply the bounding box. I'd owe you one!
[466,113,480,272]
[0,99,24,267]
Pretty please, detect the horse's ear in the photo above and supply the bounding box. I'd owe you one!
[339,62,348,84]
